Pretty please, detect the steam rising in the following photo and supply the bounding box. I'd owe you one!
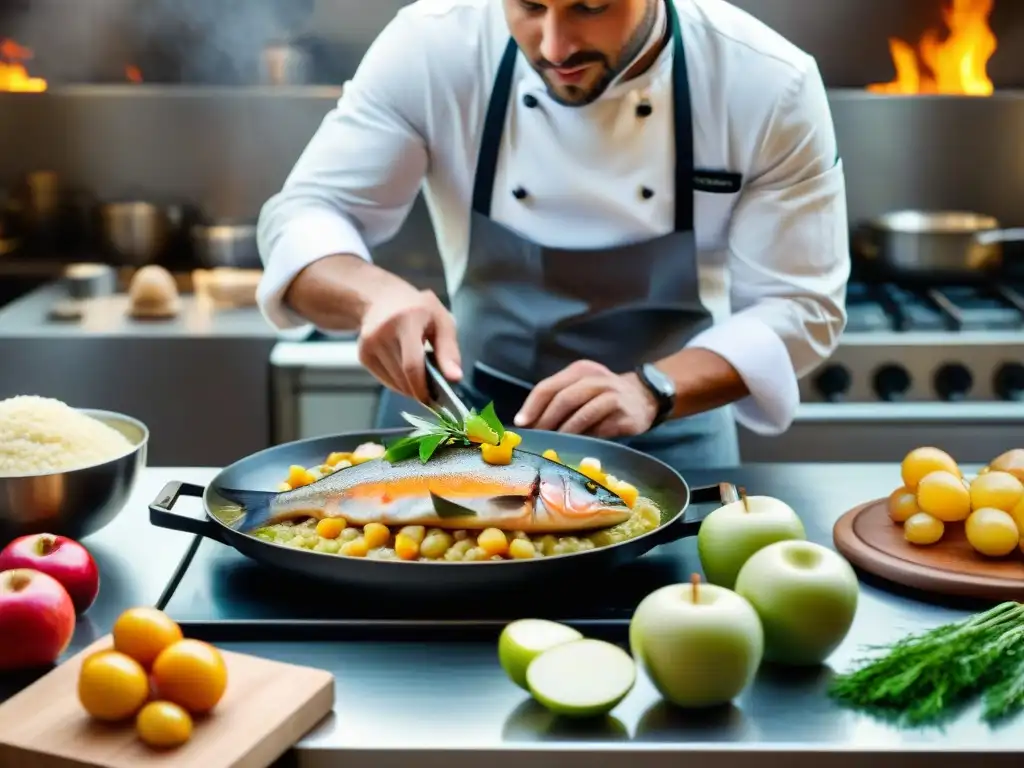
[0,0,314,84]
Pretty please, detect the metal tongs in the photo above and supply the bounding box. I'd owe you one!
[424,348,471,421]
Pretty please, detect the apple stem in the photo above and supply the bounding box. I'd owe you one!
[6,570,31,592]
[740,488,750,512]
[690,572,701,603]
[36,535,56,556]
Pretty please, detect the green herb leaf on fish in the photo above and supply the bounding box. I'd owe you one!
[418,433,447,463]
[383,402,507,464]
[430,491,478,519]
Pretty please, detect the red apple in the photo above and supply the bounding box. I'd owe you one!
[0,534,100,613]
[0,568,76,671]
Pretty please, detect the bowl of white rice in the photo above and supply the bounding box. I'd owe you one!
[0,395,148,543]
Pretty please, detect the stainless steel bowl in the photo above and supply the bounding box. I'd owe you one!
[190,222,261,269]
[0,410,149,545]
[98,202,172,266]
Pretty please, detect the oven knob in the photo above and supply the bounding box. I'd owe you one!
[994,363,1024,402]
[813,364,852,402]
[872,364,911,402]
[934,363,973,402]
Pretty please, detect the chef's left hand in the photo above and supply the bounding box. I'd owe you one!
[514,360,659,438]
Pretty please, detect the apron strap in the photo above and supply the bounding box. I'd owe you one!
[471,0,696,233]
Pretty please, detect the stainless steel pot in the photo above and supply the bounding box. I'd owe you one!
[0,410,149,544]
[98,202,173,266]
[190,222,261,269]
[854,210,1024,277]
[259,42,311,85]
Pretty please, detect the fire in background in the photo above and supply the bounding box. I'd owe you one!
[869,0,996,95]
[0,38,46,92]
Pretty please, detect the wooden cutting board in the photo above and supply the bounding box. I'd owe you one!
[834,498,1024,601]
[0,636,335,768]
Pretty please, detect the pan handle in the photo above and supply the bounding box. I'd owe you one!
[645,482,740,549]
[149,481,225,542]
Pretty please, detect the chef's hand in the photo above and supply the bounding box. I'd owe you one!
[514,360,659,438]
[358,287,463,402]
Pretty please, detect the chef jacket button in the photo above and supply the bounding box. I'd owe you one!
[636,101,653,118]
[513,187,529,200]
[523,94,539,108]
[640,187,655,200]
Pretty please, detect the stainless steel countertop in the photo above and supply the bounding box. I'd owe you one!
[3,465,1022,767]
[0,282,279,339]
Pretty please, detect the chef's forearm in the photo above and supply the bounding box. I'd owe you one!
[283,254,410,331]
[655,348,751,419]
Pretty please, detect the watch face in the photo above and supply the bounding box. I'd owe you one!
[643,364,675,398]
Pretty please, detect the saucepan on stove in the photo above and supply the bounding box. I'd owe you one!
[148,428,738,597]
[854,210,1024,279]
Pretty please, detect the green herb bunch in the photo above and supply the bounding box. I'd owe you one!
[829,601,1024,725]
[382,402,505,464]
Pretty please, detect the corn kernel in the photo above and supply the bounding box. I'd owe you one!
[508,539,536,559]
[326,451,352,467]
[501,430,523,448]
[541,449,560,463]
[363,522,390,549]
[398,525,426,544]
[395,533,421,560]
[287,465,316,488]
[316,517,347,539]
[352,442,386,464]
[478,528,509,556]
[481,443,513,465]
[340,537,369,557]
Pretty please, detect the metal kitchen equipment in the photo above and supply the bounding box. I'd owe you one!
[855,210,1024,277]
[190,221,261,269]
[0,410,148,544]
[97,201,174,266]
[259,41,312,85]
[150,429,738,595]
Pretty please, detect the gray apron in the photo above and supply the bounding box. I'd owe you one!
[375,0,740,470]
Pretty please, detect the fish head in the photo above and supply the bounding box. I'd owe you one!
[537,462,633,525]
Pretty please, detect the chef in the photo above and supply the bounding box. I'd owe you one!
[256,0,850,469]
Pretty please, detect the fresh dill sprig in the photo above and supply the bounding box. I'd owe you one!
[828,601,1024,725]
[382,402,505,464]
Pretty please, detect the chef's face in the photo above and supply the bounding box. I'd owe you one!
[506,0,655,106]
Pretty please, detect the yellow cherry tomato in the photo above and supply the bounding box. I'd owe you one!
[136,701,193,749]
[78,650,150,722]
[113,607,184,668]
[152,640,228,715]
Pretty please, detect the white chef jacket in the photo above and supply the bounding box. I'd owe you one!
[256,0,850,436]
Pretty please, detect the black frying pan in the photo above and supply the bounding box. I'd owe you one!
[149,429,738,596]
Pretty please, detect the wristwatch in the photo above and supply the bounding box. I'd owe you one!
[635,363,676,426]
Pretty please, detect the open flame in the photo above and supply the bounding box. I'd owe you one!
[868,0,996,95]
[125,65,143,84]
[0,39,47,92]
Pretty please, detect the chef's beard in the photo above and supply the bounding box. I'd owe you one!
[534,0,658,107]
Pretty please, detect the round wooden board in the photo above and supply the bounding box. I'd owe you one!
[833,499,1024,601]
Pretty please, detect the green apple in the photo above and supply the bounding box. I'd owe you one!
[629,578,763,708]
[697,495,806,589]
[499,619,583,690]
[734,540,859,666]
[526,639,636,718]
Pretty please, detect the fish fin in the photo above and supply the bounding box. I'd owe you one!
[216,487,278,531]
[430,491,478,519]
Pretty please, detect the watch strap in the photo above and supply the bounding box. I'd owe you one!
[636,364,675,426]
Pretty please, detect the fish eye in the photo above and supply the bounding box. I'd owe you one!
[585,481,599,494]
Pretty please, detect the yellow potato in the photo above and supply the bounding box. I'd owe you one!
[965,508,1019,558]
[916,470,971,522]
[887,486,919,524]
[969,471,1024,513]
[904,512,944,545]
[900,447,960,490]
